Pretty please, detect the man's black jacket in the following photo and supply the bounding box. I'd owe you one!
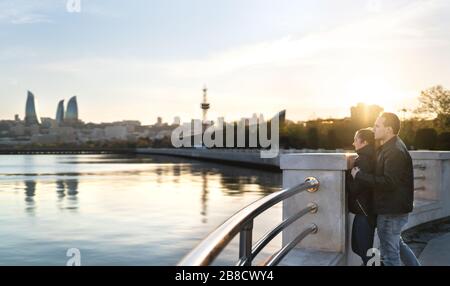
[347,144,375,216]
[355,136,414,214]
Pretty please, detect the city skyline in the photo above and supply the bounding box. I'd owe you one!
[8,89,388,125]
[1,0,449,124]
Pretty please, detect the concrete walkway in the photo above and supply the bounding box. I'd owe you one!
[419,233,450,266]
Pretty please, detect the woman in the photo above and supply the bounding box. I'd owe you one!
[347,128,377,265]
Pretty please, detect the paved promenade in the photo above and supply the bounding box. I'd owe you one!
[419,233,450,266]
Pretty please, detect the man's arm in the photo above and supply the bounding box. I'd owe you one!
[355,149,404,191]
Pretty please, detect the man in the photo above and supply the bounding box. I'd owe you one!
[351,112,420,266]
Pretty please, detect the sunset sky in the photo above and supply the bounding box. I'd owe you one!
[0,0,449,124]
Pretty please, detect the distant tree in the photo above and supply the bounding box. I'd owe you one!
[280,122,306,149]
[399,119,416,149]
[415,128,438,150]
[307,127,319,149]
[415,85,450,130]
[136,138,151,148]
[437,132,450,150]
[326,129,339,150]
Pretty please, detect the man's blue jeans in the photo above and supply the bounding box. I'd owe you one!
[377,214,421,266]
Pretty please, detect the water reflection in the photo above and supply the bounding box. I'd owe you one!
[17,156,279,220]
[56,180,65,200]
[56,179,79,211]
[182,162,280,195]
[1,154,282,265]
[200,171,209,224]
[172,164,180,184]
[65,179,79,211]
[24,180,36,215]
[155,167,163,185]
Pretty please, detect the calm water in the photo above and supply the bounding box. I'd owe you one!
[0,154,282,265]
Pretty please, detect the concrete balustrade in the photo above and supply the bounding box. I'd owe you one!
[135,148,349,169]
[280,151,450,266]
[406,152,450,229]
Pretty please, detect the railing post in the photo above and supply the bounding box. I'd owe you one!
[408,151,450,225]
[280,153,352,265]
[410,152,449,202]
[239,221,253,266]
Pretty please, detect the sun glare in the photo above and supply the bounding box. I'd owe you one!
[345,77,406,111]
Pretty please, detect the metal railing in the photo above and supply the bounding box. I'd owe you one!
[178,177,320,266]
[263,223,318,266]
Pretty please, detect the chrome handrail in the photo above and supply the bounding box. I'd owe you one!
[264,224,318,266]
[178,177,320,266]
[236,202,318,266]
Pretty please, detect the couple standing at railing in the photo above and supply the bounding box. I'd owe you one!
[347,112,421,266]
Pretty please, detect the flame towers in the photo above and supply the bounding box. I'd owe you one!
[24,91,40,125]
[65,96,79,122]
[56,100,65,124]
[23,92,80,126]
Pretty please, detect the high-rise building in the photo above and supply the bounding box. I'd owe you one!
[350,103,383,128]
[278,110,286,123]
[173,116,181,126]
[25,91,40,125]
[56,100,65,124]
[259,113,265,123]
[65,96,79,122]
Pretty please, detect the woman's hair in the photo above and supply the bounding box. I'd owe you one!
[355,128,375,146]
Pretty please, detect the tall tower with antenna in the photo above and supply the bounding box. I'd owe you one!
[201,85,210,124]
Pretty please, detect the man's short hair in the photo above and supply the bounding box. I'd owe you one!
[356,128,375,146]
[379,112,401,135]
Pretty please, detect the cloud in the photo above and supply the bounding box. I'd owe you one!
[0,0,55,24]
[6,0,450,122]
[0,0,124,24]
[10,13,52,24]
[26,0,450,76]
